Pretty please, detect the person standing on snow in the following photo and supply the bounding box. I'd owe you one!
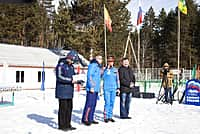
[55,54,77,131]
[82,55,103,126]
[102,56,120,123]
[160,62,174,104]
[118,57,135,119]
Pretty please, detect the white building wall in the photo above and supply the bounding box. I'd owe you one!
[0,44,89,90]
[0,66,56,89]
[44,68,56,89]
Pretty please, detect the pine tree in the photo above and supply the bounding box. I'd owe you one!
[0,4,24,44]
[70,0,131,65]
[67,0,101,58]
[178,0,199,68]
[0,2,48,47]
[183,0,199,68]
[53,0,75,49]
[195,5,200,63]
[153,8,167,67]
[23,3,44,46]
[163,10,177,67]
[141,7,156,68]
[39,0,55,48]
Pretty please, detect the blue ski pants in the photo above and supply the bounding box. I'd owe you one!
[103,89,116,119]
[82,91,98,122]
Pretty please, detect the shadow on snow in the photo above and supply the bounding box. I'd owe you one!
[27,114,57,129]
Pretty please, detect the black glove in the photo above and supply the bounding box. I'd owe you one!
[116,89,120,96]
[76,80,85,85]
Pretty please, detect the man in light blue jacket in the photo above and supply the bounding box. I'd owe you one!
[103,56,120,123]
[82,55,103,126]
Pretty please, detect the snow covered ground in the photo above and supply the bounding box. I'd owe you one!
[0,89,200,134]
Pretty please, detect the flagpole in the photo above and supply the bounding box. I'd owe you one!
[137,0,141,73]
[177,8,180,84]
[41,61,45,101]
[137,28,140,73]
[104,4,107,66]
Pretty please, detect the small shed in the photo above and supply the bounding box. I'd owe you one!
[0,43,60,89]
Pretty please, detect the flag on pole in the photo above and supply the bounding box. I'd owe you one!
[104,6,112,32]
[137,5,143,25]
[41,61,45,91]
[178,0,187,15]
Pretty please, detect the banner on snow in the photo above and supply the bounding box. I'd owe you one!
[185,79,200,106]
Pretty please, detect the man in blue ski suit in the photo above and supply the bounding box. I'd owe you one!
[82,55,103,126]
[102,56,120,123]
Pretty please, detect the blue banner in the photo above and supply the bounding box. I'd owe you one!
[185,79,200,106]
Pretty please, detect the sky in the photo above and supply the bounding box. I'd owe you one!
[128,0,200,25]
[1,88,200,134]
[127,0,177,25]
[52,0,200,25]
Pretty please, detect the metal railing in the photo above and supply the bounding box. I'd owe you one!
[133,68,191,93]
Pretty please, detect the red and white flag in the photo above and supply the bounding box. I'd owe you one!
[137,3,143,25]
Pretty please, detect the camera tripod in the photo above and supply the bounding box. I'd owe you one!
[156,71,173,104]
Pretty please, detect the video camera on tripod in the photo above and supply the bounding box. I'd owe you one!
[161,68,169,76]
[162,62,170,75]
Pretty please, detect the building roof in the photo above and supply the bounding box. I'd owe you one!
[0,43,89,68]
[0,43,59,67]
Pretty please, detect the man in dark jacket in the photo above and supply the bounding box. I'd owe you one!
[55,54,76,131]
[118,57,135,119]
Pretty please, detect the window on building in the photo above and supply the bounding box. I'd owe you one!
[16,71,24,83]
[38,71,41,82]
[38,71,45,82]
[16,71,20,82]
[21,71,24,82]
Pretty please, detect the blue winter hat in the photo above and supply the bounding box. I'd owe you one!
[65,50,87,66]
[66,50,79,63]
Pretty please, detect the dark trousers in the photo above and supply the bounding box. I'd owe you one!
[82,91,98,122]
[120,92,132,118]
[58,99,72,129]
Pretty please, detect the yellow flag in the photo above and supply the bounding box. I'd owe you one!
[178,0,187,15]
[104,6,112,32]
